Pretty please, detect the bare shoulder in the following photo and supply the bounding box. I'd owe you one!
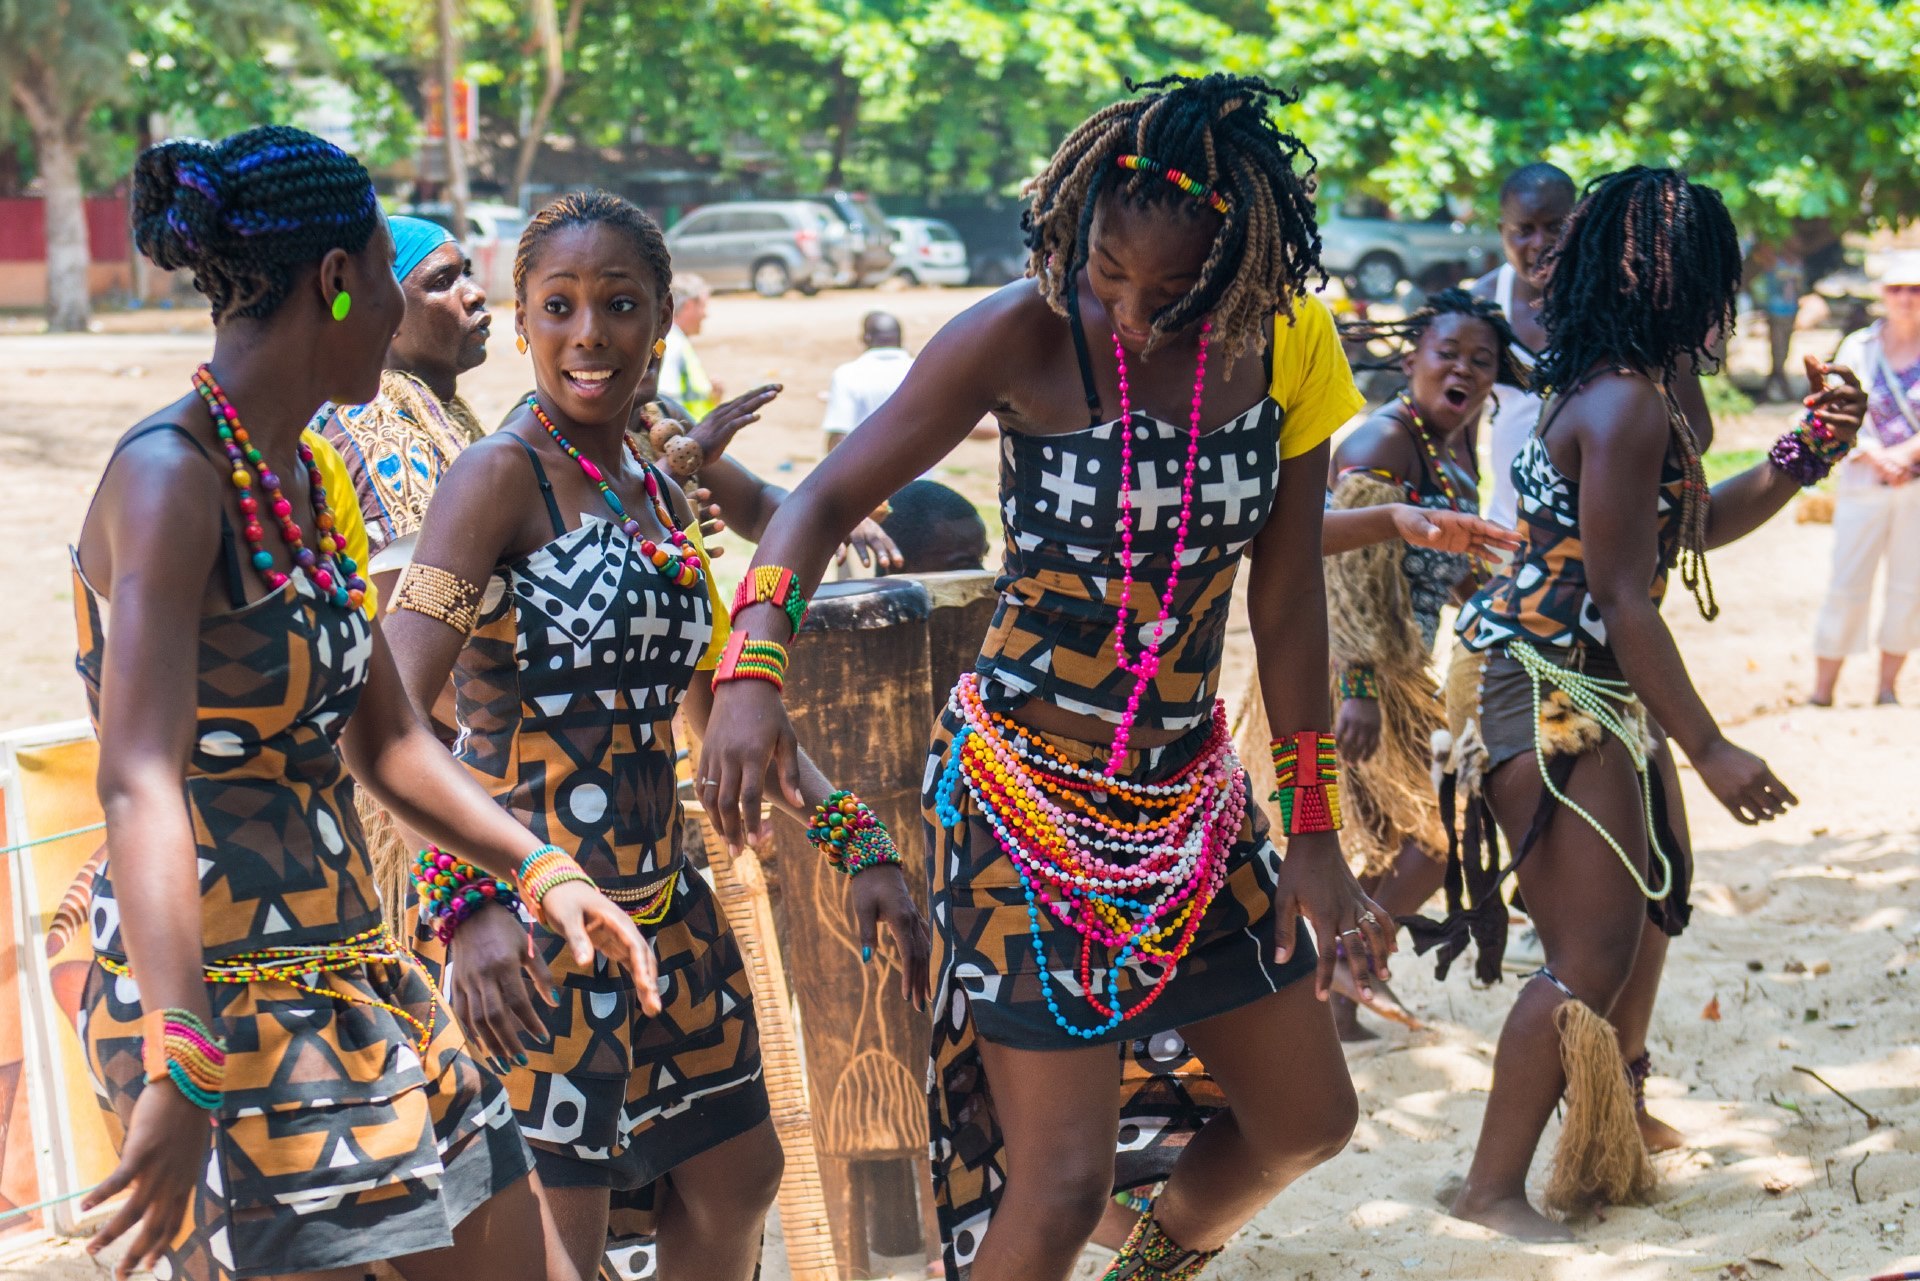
[82,399,225,589]
[1332,408,1418,478]
[1562,372,1673,463]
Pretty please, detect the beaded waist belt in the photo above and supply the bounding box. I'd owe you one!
[936,673,1247,1040]
[602,871,679,926]
[97,925,439,1062]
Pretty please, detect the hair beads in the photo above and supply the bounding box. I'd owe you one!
[1116,155,1231,215]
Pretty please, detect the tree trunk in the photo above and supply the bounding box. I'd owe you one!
[13,82,91,332]
[826,70,859,188]
[434,0,469,237]
[509,0,584,207]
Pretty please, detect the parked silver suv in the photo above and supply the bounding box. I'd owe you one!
[1318,192,1503,301]
[663,200,848,297]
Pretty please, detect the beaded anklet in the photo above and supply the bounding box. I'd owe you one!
[731,565,808,632]
[1335,667,1379,701]
[141,1008,227,1111]
[516,844,596,924]
[712,632,790,690]
[1101,1205,1222,1280]
[1768,411,1851,486]
[413,846,523,945]
[1270,731,1343,835]
[806,790,903,876]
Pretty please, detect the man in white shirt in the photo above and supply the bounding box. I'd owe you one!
[822,311,913,453]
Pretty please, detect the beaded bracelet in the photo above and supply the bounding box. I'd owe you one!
[1768,411,1851,487]
[1270,731,1344,835]
[1335,667,1379,701]
[140,1007,226,1111]
[390,562,482,635]
[730,565,808,633]
[806,790,904,877]
[412,846,524,945]
[711,632,789,690]
[515,844,596,923]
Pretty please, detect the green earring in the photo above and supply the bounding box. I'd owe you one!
[331,291,352,322]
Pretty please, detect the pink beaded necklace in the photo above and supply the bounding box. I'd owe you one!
[1106,320,1211,774]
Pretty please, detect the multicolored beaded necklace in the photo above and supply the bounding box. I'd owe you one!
[1107,320,1212,774]
[938,673,1245,1039]
[192,365,366,611]
[525,395,704,591]
[1396,392,1469,512]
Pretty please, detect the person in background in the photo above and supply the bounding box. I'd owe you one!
[876,479,989,574]
[1812,251,1920,706]
[658,272,720,419]
[1753,245,1807,403]
[822,311,915,454]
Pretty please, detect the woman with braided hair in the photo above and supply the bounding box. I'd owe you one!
[698,74,1392,1280]
[74,126,655,1281]
[1318,288,1526,1041]
[1433,167,1868,1240]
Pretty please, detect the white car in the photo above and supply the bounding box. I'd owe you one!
[395,201,529,302]
[886,217,970,287]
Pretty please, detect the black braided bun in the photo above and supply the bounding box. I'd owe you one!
[131,125,380,322]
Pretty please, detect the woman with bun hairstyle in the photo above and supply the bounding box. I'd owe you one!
[75,126,654,1281]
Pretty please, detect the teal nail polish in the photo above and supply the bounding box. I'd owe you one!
[862,946,872,964]
[515,1052,529,1066]
[552,987,563,1001]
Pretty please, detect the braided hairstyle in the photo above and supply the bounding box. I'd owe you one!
[513,190,672,303]
[1023,73,1323,374]
[1535,166,1739,621]
[131,126,380,322]
[1342,287,1531,391]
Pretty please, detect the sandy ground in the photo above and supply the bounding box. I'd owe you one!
[1,288,1914,1280]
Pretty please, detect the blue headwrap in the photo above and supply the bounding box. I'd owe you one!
[390,215,457,283]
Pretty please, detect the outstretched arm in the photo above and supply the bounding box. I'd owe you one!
[1704,357,1866,550]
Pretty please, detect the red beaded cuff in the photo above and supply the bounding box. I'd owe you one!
[711,631,789,690]
[1270,731,1343,834]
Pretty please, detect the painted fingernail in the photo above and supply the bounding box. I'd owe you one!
[552,987,563,1000]
[862,946,873,964]
[515,1052,529,1066]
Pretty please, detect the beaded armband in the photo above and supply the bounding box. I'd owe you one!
[413,846,523,945]
[140,1008,227,1111]
[516,844,595,923]
[806,790,903,876]
[711,632,789,690]
[1768,411,1851,487]
[730,565,808,633]
[390,563,482,635]
[1270,731,1344,835]
[1335,667,1379,701]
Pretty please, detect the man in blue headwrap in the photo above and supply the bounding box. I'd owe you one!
[311,213,493,568]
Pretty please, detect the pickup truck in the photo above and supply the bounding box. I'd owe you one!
[1318,193,1503,301]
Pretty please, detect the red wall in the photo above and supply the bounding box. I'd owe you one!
[0,197,129,264]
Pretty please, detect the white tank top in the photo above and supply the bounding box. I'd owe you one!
[1487,263,1543,530]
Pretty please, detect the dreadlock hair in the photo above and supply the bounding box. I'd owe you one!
[1535,166,1739,621]
[1022,72,1323,374]
[514,190,672,303]
[131,126,380,323]
[1342,287,1531,392]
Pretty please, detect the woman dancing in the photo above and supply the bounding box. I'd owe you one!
[1439,167,1867,1239]
[383,191,931,1281]
[699,74,1394,1280]
[1322,289,1526,1040]
[75,126,652,1281]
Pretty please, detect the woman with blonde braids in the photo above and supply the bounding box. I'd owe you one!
[698,75,1392,1281]
[1437,168,1868,1240]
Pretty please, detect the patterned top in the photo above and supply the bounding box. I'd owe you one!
[1401,476,1478,651]
[1458,399,1686,653]
[450,443,724,888]
[976,292,1364,733]
[1834,322,1920,450]
[314,370,484,557]
[73,560,379,961]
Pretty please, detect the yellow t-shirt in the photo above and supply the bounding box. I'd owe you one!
[1269,292,1366,460]
[303,430,379,619]
[687,516,730,670]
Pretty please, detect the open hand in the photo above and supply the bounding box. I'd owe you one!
[690,385,781,469]
[1694,737,1796,825]
[446,902,556,1071]
[83,1080,207,1279]
[698,681,804,852]
[837,517,904,573]
[539,880,661,1015]
[1271,831,1395,1002]
[1393,505,1522,558]
[851,865,933,1010]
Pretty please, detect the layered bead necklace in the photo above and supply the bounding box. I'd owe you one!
[1396,392,1468,512]
[192,366,366,611]
[525,395,704,591]
[1106,320,1211,772]
[939,673,1244,1039]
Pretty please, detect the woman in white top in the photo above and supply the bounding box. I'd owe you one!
[1812,252,1920,706]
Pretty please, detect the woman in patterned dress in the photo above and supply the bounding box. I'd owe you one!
[1440,168,1867,1241]
[700,75,1396,1281]
[383,192,930,1281]
[1320,289,1527,1040]
[75,127,653,1281]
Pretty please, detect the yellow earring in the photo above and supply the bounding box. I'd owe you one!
[653,338,667,358]
[516,335,528,354]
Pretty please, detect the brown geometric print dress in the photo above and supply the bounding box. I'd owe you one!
[923,292,1356,1278]
[73,428,531,1280]
[427,441,765,1281]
